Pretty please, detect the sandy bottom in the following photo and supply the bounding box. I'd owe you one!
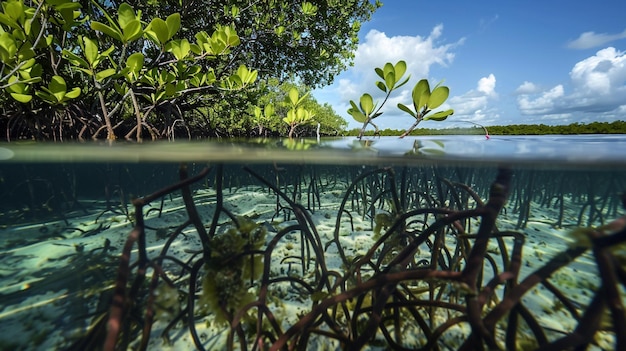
[0,181,619,350]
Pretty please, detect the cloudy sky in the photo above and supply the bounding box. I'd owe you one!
[312,0,626,130]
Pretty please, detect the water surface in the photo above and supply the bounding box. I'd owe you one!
[0,135,624,350]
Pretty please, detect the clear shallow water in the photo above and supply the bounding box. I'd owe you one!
[0,135,625,350]
[1,134,625,166]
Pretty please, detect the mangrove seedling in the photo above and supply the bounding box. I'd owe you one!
[283,87,315,138]
[348,61,410,139]
[347,60,454,139]
[397,79,454,138]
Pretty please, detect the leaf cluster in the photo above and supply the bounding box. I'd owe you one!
[348,60,454,139]
[0,0,258,141]
[140,0,380,88]
[251,79,347,138]
[0,0,375,141]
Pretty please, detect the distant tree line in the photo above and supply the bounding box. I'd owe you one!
[345,120,626,136]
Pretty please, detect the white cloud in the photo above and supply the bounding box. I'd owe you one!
[340,25,463,105]
[477,74,496,96]
[570,47,626,95]
[567,29,626,49]
[448,74,499,125]
[515,81,539,94]
[517,85,565,115]
[516,47,626,120]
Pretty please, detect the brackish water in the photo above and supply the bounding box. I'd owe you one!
[0,135,625,350]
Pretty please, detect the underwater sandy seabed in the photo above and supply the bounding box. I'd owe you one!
[0,164,624,350]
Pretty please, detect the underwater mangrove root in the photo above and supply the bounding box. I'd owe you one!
[101,166,210,351]
[84,163,626,351]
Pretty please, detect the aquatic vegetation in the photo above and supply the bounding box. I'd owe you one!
[153,283,181,321]
[373,212,392,239]
[198,216,266,324]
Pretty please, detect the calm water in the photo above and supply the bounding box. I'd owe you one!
[0,135,625,350]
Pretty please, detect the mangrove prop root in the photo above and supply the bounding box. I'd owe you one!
[103,166,209,351]
[94,164,626,351]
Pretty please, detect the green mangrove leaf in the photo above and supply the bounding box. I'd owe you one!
[284,109,296,124]
[82,36,98,66]
[359,93,375,115]
[348,100,367,123]
[126,52,144,70]
[164,82,177,96]
[253,105,262,119]
[428,85,449,109]
[122,19,142,42]
[165,39,190,60]
[4,0,25,24]
[100,44,116,60]
[226,30,240,46]
[90,21,122,42]
[384,71,395,91]
[395,75,411,90]
[5,76,37,103]
[376,81,387,93]
[235,64,257,86]
[65,87,81,99]
[6,75,25,93]
[397,103,416,118]
[205,70,216,84]
[264,103,275,117]
[375,66,385,80]
[189,43,201,55]
[10,92,32,103]
[288,87,299,106]
[394,61,407,81]
[301,2,318,16]
[0,32,17,62]
[299,107,314,122]
[113,82,128,95]
[185,64,201,76]
[62,49,88,68]
[43,34,53,47]
[53,2,81,11]
[166,13,181,39]
[382,62,394,78]
[95,68,116,81]
[0,13,20,31]
[194,31,208,46]
[432,79,445,90]
[413,79,430,111]
[117,3,137,29]
[49,75,68,102]
[125,52,144,78]
[230,5,240,17]
[424,108,453,121]
[23,16,33,36]
[18,58,36,72]
[17,45,35,61]
[34,75,81,104]
[145,18,169,45]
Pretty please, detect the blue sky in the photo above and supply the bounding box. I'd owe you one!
[312,0,626,130]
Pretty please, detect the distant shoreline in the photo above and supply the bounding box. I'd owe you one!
[345,120,626,136]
